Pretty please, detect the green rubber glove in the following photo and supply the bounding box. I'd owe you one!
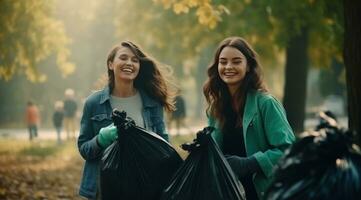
[97,123,118,148]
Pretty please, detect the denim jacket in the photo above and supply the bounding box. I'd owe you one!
[77,86,169,199]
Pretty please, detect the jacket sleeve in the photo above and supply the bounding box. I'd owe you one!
[77,100,103,161]
[253,96,295,178]
[157,108,169,142]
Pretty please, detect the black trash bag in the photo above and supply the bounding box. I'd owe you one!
[100,109,183,200]
[160,126,246,200]
[266,114,361,200]
[315,110,338,131]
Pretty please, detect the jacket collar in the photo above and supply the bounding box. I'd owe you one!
[99,86,111,104]
[99,85,158,108]
[243,90,258,130]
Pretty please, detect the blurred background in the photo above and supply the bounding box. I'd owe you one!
[0,0,349,132]
[1,0,360,199]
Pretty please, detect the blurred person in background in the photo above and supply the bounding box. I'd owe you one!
[25,100,40,141]
[63,88,78,139]
[168,94,186,136]
[77,41,176,199]
[53,101,64,145]
[203,36,295,200]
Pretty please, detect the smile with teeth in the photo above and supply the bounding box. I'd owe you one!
[121,68,134,73]
[223,71,237,77]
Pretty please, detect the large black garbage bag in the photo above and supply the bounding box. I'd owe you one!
[315,110,338,131]
[100,110,183,200]
[161,127,245,200]
[266,112,361,200]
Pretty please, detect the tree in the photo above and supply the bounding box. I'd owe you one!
[0,0,74,82]
[115,0,282,119]
[343,0,361,146]
[270,0,343,132]
[153,0,231,28]
[0,0,118,127]
[282,28,309,132]
[156,0,343,133]
[114,0,219,77]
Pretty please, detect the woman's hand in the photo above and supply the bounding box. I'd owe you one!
[226,155,260,178]
[97,123,118,148]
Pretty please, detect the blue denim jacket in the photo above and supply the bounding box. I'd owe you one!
[77,86,169,199]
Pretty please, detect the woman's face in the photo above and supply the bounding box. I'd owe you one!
[109,46,140,82]
[218,46,248,90]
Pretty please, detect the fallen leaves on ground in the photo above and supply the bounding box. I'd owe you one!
[0,134,195,200]
[0,139,84,200]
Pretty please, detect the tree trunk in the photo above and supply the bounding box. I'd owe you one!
[283,28,309,134]
[344,0,361,146]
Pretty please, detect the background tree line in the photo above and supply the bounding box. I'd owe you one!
[1,0,359,146]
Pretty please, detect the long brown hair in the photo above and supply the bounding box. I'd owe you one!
[203,36,267,127]
[107,41,176,111]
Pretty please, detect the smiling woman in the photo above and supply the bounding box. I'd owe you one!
[218,46,249,95]
[203,36,295,200]
[77,41,176,199]
[108,46,140,85]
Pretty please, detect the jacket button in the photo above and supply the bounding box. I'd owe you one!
[249,122,253,127]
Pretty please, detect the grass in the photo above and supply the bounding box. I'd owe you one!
[19,144,61,157]
[0,139,75,157]
[0,133,196,159]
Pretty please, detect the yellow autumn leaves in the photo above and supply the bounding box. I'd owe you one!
[0,0,75,82]
[153,0,229,29]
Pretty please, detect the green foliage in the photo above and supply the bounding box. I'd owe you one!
[153,0,229,29]
[0,0,119,128]
[114,0,280,78]
[155,0,344,69]
[0,0,74,82]
[114,0,216,77]
[0,139,63,157]
[307,0,344,67]
[267,0,343,67]
[19,143,61,157]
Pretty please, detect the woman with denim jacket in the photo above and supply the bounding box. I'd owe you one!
[77,41,176,199]
[203,37,295,200]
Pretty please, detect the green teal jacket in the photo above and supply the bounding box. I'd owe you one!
[208,90,295,199]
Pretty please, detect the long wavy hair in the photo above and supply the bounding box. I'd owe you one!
[107,41,176,111]
[203,37,267,127]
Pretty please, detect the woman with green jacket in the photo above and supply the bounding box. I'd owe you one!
[203,36,295,200]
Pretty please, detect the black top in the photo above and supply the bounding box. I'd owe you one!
[223,110,259,200]
[63,99,77,117]
[172,96,186,119]
[53,111,64,127]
